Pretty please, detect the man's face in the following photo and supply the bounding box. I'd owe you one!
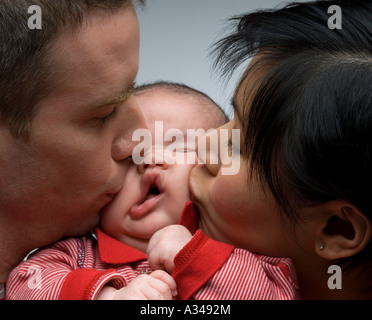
[0,5,146,249]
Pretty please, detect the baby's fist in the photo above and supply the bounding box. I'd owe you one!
[147,225,192,273]
[96,270,177,300]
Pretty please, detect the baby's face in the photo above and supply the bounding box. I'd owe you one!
[100,149,194,252]
[100,90,220,252]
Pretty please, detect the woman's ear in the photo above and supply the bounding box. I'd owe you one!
[315,200,372,260]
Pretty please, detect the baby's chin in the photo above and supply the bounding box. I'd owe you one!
[107,208,181,248]
[130,207,179,229]
[115,221,171,243]
[112,233,150,253]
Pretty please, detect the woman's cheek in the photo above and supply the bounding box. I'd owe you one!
[210,174,237,213]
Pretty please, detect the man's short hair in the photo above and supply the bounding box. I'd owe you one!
[0,0,145,140]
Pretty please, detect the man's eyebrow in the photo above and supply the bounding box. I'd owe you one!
[102,82,136,106]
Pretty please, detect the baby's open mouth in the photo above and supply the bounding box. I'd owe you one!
[130,172,164,219]
[145,184,161,200]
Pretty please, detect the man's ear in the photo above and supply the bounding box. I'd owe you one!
[315,200,372,260]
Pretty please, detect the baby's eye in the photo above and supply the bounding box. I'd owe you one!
[169,147,195,154]
[180,149,195,153]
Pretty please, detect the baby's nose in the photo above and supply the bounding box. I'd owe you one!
[137,148,169,174]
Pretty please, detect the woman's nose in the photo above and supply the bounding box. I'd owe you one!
[195,121,233,176]
[196,129,221,176]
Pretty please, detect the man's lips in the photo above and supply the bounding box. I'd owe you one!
[100,192,119,211]
[130,171,164,220]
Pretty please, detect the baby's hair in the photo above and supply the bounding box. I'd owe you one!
[134,81,229,125]
[213,0,372,268]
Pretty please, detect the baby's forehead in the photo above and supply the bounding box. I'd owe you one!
[135,85,228,133]
[138,90,214,123]
[138,88,202,108]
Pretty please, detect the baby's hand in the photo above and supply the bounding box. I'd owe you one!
[96,270,177,300]
[147,225,193,273]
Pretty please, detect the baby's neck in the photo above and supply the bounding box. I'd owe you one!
[111,233,149,253]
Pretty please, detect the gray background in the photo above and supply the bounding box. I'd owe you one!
[136,0,307,118]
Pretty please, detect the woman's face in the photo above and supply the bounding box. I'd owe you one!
[189,59,316,258]
[189,117,295,257]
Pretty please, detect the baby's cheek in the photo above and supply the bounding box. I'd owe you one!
[172,183,192,211]
[166,179,191,220]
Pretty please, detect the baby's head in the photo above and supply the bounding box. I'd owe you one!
[100,81,228,252]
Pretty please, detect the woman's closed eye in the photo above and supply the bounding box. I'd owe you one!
[226,138,241,156]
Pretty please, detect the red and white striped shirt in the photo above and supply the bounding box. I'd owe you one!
[5,229,153,300]
[173,201,299,300]
[6,202,299,300]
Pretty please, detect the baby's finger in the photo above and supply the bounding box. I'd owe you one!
[149,270,178,298]
[142,286,169,300]
[146,231,165,270]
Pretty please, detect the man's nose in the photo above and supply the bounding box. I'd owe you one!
[111,96,148,162]
[137,148,169,174]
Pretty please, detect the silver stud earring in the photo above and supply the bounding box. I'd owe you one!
[319,243,325,251]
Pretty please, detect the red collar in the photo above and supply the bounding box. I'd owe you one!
[95,201,198,265]
[95,228,147,265]
[178,201,199,234]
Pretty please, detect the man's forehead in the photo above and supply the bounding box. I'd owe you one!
[42,7,139,109]
[51,11,136,71]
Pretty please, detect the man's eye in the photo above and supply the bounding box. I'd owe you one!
[97,106,119,124]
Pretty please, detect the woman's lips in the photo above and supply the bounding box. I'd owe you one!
[130,170,164,220]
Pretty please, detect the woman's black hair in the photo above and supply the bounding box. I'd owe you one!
[213,0,372,267]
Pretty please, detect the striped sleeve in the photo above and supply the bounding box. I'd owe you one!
[5,237,125,300]
[194,249,299,300]
[172,230,234,300]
